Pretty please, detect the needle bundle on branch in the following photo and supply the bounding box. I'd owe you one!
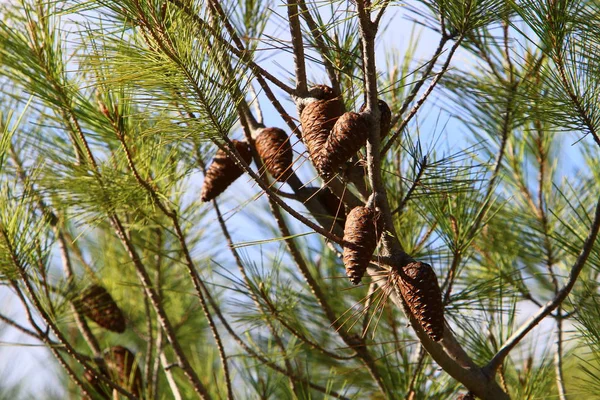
[201,140,252,202]
[395,261,445,342]
[255,127,294,182]
[76,284,126,333]
[342,206,382,284]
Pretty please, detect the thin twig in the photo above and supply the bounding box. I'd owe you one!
[486,195,600,373]
[391,155,427,216]
[198,276,353,400]
[167,0,295,96]
[210,192,298,391]
[297,0,341,94]
[111,105,232,400]
[405,345,426,400]
[202,0,299,133]
[10,146,103,356]
[264,185,389,395]
[554,309,567,400]
[387,36,448,135]
[382,37,462,155]
[287,0,308,94]
[373,0,391,28]
[159,336,183,400]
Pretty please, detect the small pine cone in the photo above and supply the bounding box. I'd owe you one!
[77,285,126,333]
[396,261,445,341]
[359,99,392,138]
[321,112,370,177]
[343,206,382,285]
[255,127,294,182]
[105,346,143,398]
[317,188,346,226]
[201,140,252,202]
[300,98,344,172]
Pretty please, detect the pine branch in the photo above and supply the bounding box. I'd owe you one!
[9,146,103,357]
[287,0,308,94]
[486,195,600,373]
[297,0,341,94]
[382,36,463,155]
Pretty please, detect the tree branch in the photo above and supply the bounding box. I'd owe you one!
[486,195,600,373]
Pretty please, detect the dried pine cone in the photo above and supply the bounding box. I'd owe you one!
[201,140,252,202]
[308,84,338,100]
[343,206,382,285]
[321,112,370,177]
[255,127,294,182]
[76,284,126,333]
[299,85,344,173]
[105,346,143,398]
[360,99,392,138]
[300,98,344,172]
[317,188,346,226]
[396,261,444,341]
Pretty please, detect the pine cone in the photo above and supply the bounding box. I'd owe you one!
[360,99,392,138]
[255,127,294,182]
[76,284,126,333]
[308,84,338,101]
[105,346,143,398]
[343,206,382,285]
[300,86,344,173]
[201,140,252,202]
[396,261,444,341]
[321,112,370,178]
[317,188,346,226]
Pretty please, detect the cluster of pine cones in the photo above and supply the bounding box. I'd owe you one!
[75,285,142,398]
[199,85,444,342]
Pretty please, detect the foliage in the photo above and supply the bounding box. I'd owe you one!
[0,0,599,399]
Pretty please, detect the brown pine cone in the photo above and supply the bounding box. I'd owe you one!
[201,140,252,202]
[396,261,445,341]
[300,98,344,173]
[317,188,346,226]
[76,284,126,333]
[299,85,344,174]
[360,99,392,138]
[321,112,370,178]
[308,84,338,101]
[343,206,382,285]
[105,346,143,398]
[255,127,294,182]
